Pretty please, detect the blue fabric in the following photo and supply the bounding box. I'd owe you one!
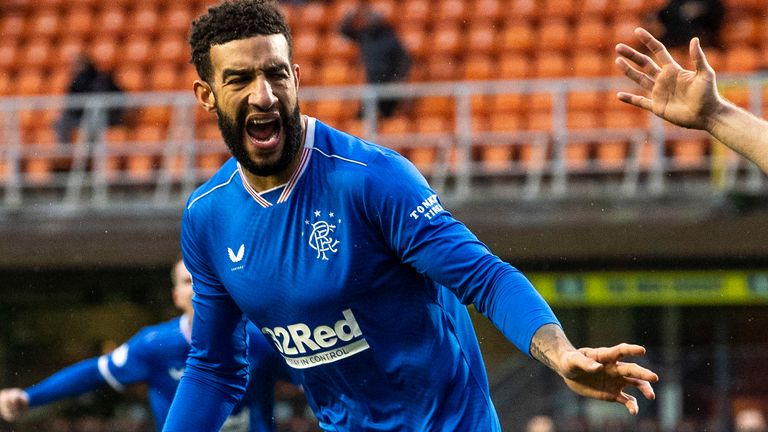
[166,117,559,431]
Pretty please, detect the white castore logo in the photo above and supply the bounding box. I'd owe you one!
[227,244,245,262]
[168,367,185,381]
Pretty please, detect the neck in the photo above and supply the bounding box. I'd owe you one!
[241,115,307,193]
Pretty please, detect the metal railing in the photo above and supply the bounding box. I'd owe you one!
[1,74,766,214]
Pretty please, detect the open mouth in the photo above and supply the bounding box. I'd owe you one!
[245,117,281,148]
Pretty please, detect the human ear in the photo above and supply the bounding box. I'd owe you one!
[193,80,217,113]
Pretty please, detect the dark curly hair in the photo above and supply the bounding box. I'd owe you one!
[189,0,293,83]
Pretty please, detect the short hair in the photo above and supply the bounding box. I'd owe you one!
[189,0,293,83]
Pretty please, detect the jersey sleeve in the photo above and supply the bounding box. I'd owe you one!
[363,152,560,356]
[24,357,106,407]
[163,205,250,432]
[97,329,154,391]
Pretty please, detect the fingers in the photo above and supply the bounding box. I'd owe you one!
[633,27,676,67]
[615,43,662,79]
[616,391,639,416]
[625,377,657,401]
[615,361,659,383]
[616,92,652,111]
[582,343,647,363]
[0,388,29,422]
[615,57,656,91]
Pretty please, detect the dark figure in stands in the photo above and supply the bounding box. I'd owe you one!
[657,0,724,49]
[340,0,411,118]
[55,55,125,143]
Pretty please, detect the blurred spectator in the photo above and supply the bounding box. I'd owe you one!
[735,408,768,432]
[527,414,556,432]
[340,0,411,118]
[656,0,724,49]
[54,55,125,143]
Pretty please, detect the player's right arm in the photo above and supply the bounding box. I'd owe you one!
[163,208,250,432]
[616,27,768,173]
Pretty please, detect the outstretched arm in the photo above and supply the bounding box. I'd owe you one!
[615,27,768,173]
[530,324,659,415]
[0,357,107,422]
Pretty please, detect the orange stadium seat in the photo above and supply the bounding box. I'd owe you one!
[63,6,94,38]
[506,0,539,21]
[128,124,164,181]
[537,19,572,52]
[501,21,535,54]
[425,55,459,82]
[435,0,467,25]
[49,68,73,94]
[462,55,496,81]
[123,35,154,67]
[320,60,352,86]
[532,51,568,78]
[400,24,428,61]
[130,4,160,36]
[470,95,492,119]
[96,6,128,37]
[160,4,195,37]
[567,110,601,130]
[115,64,147,93]
[414,95,454,118]
[324,34,358,63]
[567,91,604,112]
[721,87,751,109]
[89,37,119,71]
[314,99,355,125]
[580,0,609,18]
[490,93,526,115]
[466,22,500,57]
[470,0,503,23]
[573,17,610,51]
[56,36,86,65]
[379,116,413,135]
[0,14,26,41]
[29,10,60,39]
[595,141,628,170]
[610,18,642,46]
[721,15,761,47]
[21,38,54,70]
[150,64,181,91]
[488,111,525,132]
[293,31,321,64]
[0,42,18,73]
[499,53,532,79]
[723,45,762,72]
[527,111,553,131]
[16,70,45,95]
[370,0,396,23]
[431,23,464,57]
[542,0,579,19]
[670,138,708,169]
[402,0,430,26]
[295,2,329,33]
[139,106,172,128]
[572,50,609,77]
[156,35,190,67]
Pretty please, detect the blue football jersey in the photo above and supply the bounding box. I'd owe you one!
[167,117,559,431]
[26,315,287,432]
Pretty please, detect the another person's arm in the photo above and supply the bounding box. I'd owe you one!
[615,27,768,173]
[366,153,658,415]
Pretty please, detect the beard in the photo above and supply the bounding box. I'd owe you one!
[217,102,303,177]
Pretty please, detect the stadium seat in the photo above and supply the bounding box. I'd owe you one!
[580,0,609,18]
[115,64,147,93]
[498,53,531,79]
[89,37,119,71]
[595,141,628,169]
[56,36,86,66]
[314,99,355,125]
[379,116,413,135]
[295,2,329,33]
[506,0,538,20]
[488,111,525,132]
[721,15,761,47]
[470,0,503,23]
[400,24,428,61]
[670,138,708,169]
[567,91,604,112]
[96,6,128,37]
[29,10,60,39]
[564,142,590,170]
[470,95,492,119]
[130,4,160,36]
[21,37,54,70]
[542,0,579,20]
[293,31,321,64]
[721,86,751,109]
[536,19,572,52]
[532,51,568,77]
[122,35,154,67]
[466,22,500,57]
[402,0,430,26]
[414,95,454,118]
[527,111,553,131]
[0,42,18,73]
[127,124,164,182]
[431,23,464,57]
[490,93,526,115]
[573,17,610,51]
[435,0,467,25]
[567,110,601,130]
[149,64,181,91]
[16,69,45,96]
[500,21,535,54]
[572,50,609,77]
[462,55,496,81]
[325,34,358,63]
[320,60,353,86]
[425,55,459,82]
[62,6,94,39]
[0,14,26,41]
[370,0,396,23]
[160,4,195,37]
[155,35,190,67]
[723,45,762,72]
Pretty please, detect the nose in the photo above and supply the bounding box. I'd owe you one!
[248,76,278,111]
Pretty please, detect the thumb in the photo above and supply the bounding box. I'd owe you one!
[690,37,713,76]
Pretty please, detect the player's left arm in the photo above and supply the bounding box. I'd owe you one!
[529,324,658,415]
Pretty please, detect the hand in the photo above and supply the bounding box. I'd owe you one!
[615,27,723,132]
[558,343,659,415]
[0,388,30,422]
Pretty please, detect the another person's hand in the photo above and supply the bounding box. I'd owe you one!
[615,27,723,132]
[557,343,658,415]
[0,388,30,422]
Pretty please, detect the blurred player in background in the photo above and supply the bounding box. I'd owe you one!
[0,258,296,432]
[164,1,659,431]
[615,27,768,174]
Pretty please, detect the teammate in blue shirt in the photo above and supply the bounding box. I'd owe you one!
[0,258,293,432]
[164,1,660,431]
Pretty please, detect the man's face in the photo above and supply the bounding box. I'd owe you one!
[207,34,303,177]
[171,260,194,315]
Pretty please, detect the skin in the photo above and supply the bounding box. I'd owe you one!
[0,260,194,423]
[193,34,305,193]
[615,27,768,173]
